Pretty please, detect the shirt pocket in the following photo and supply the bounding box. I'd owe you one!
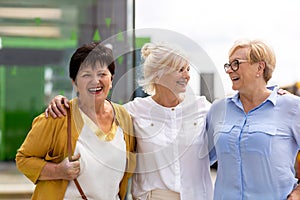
[181,116,209,159]
[245,125,276,155]
[182,116,205,145]
[134,117,171,149]
[213,124,236,154]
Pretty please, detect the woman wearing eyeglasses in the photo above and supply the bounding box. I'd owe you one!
[207,39,300,199]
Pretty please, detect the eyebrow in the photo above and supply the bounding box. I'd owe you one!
[80,68,108,73]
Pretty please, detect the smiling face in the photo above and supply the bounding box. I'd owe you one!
[156,64,190,95]
[227,47,259,92]
[74,61,112,106]
[226,39,277,93]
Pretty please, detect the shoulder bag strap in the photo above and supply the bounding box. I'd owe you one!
[67,108,88,200]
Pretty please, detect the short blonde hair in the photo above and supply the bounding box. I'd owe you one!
[229,39,276,83]
[139,42,189,95]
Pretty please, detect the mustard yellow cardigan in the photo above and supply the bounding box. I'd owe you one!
[16,98,136,200]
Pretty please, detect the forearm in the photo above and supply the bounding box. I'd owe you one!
[39,156,81,181]
[39,162,63,180]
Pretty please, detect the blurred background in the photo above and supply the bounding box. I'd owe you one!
[0,0,299,199]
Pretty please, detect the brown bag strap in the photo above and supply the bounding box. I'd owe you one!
[67,108,88,200]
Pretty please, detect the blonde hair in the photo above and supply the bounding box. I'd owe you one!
[139,42,189,95]
[229,39,276,83]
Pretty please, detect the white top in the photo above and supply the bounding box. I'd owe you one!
[124,95,213,200]
[64,111,126,200]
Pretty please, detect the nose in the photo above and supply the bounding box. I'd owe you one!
[224,67,233,74]
[183,69,190,80]
[93,74,100,84]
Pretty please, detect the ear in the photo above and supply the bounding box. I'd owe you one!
[72,80,77,86]
[258,61,266,72]
[256,61,266,78]
[110,76,114,89]
[72,80,78,91]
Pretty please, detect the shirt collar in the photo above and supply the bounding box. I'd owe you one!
[228,85,279,106]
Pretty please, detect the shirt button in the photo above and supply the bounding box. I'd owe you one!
[171,108,175,111]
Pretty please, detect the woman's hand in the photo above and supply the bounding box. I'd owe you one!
[39,153,81,181]
[277,88,290,95]
[45,95,70,118]
[57,154,81,180]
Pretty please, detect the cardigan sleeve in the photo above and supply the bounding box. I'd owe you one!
[15,112,68,184]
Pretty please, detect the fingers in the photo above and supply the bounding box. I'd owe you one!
[66,165,80,180]
[68,155,81,180]
[61,96,70,108]
[277,88,290,95]
[44,104,58,118]
[71,153,81,162]
[51,95,69,117]
[45,96,69,118]
[58,156,81,180]
[45,105,58,118]
[52,102,65,118]
[277,88,285,95]
[44,108,50,118]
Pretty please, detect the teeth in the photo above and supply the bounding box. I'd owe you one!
[89,87,102,92]
[177,81,187,85]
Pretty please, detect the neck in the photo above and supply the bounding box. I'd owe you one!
[78,99,114,133]
[78,99,107,120]
[239,87,271,113]
[152,92,181,108]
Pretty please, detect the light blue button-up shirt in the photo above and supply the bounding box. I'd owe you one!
[207,87,300,200]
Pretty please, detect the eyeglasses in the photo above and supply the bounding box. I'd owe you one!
[224,59,248,72]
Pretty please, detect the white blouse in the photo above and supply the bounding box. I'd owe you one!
[124,95,213,200]
[64,110,126,200]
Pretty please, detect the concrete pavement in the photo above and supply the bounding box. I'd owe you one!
[0,161,216,200]
[0,161,34,200]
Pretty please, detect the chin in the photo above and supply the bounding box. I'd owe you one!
[97,95,106,100]
[176,90,186,95]
[231,86,239,91]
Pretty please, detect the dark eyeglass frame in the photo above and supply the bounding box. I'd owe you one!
[224,59,248,72]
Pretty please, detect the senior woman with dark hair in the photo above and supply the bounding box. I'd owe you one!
[207,39,300,200]
[16,42,135,200]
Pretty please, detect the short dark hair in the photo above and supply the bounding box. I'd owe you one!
[69,41,115,81]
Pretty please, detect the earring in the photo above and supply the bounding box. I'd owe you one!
[256,74,260,77]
